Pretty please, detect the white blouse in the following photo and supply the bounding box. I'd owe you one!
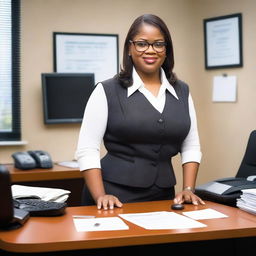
[75,68,202,171]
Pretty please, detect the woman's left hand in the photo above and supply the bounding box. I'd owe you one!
[174,190,205,205]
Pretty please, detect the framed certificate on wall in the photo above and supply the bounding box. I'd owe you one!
[204,13,243,69]
[53,32,119,83]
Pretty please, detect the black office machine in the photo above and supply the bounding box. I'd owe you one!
[195,130,256,206]
[195,177,256,206]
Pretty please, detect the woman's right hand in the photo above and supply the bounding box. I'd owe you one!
[96,194,123,210]
[81,169,122,210]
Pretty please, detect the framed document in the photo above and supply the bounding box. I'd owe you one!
[204,13,242,69]
[53,32,119,83]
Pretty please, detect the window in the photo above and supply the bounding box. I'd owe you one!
[0,0,20,141]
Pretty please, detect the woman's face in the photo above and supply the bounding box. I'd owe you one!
[129,24,166,77]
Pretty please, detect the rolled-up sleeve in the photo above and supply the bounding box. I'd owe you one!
[74,83,108,171]
[180,94,202,164]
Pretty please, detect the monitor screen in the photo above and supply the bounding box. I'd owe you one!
[42,73,95,124]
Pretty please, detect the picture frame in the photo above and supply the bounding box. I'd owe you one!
[53,32,119,83]
[204,13,243,69]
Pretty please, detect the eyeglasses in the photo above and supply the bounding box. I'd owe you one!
[129,40,166,53]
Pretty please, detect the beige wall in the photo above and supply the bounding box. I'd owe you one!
[188,0,256,186]
[1,0,256,191]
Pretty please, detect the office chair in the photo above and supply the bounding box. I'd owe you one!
[236,130,256,179]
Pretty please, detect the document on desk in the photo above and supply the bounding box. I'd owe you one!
[119,211,206,230]
[73,217,129,232]
[57,161,79,168]
[182,208,228,220]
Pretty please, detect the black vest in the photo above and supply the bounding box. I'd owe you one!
[100,77,191,188]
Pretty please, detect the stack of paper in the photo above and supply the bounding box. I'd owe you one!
[12,184,71,203]
[237,188,256,215]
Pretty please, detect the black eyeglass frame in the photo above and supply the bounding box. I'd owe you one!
[129,40,167,53]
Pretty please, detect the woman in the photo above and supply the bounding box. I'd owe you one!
[75,14,204,210]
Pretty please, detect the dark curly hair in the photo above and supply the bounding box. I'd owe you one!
[118,14,176,87]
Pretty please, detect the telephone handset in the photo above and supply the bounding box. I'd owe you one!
[12,150,53,170]
[27,150,53,169]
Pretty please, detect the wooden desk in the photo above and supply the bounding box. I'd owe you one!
[6,164,82,182]
[6,164,84,206]
[0,200,255,254]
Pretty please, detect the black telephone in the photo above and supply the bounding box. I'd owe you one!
[12,150,53,170]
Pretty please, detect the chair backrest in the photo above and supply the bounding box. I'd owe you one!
[236,130,256,178]
[0,165,14,227]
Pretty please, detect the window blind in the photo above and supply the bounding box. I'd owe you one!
[0,0,21,141]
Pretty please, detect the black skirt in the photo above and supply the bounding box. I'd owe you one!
[81,180,175,206]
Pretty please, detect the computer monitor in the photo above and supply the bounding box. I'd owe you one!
[41,73,95,124]
[0,165,30,230]
[0,165,14,227]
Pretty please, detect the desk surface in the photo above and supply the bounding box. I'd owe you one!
[0,200,255,253]
[6,164,82,182]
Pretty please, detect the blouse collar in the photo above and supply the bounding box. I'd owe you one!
[127,67,179,99]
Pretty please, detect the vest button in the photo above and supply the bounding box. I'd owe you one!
[158,118,164,123]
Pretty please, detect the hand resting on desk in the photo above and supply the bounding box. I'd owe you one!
[174,189,205,206]
[96,194,123,210]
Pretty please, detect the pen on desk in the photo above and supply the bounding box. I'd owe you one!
[72,215,95,219]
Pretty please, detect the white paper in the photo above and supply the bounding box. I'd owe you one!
[237,199,256,215]
[212,76,237,102]
[206,17,240,67]
[182,208,228,220]
[119,211,206,230]
[242,188,256,195]
[58,161,79,168]
[73,217,129,232]
[236,188,256,215]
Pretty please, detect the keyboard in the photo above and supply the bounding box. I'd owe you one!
[13,199,67,216]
